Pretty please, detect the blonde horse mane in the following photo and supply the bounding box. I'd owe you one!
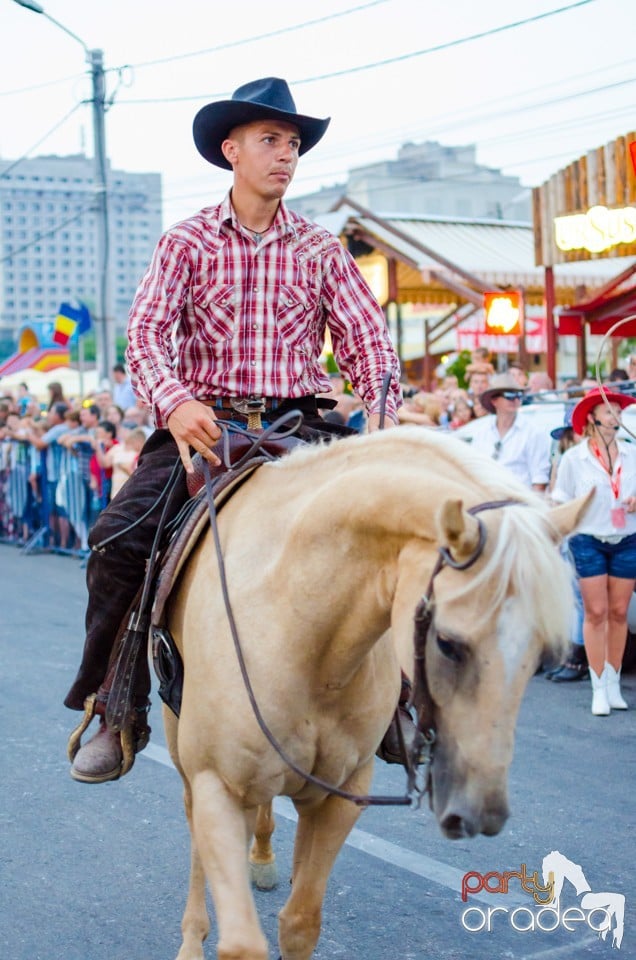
[273,427,573,654]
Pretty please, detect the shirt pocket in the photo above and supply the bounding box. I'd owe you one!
[191,283,235,342]
[276,284,320,350]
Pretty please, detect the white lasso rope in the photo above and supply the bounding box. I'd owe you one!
[593,312,636,441]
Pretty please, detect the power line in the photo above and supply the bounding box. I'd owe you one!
[116,0,598,104]
[293,0,598,87]
[0,1,386,99]
[0,103,84,179]
[154,96,635,218]
[121,0,388,71]
[411,76,636,144]
[0,71,85,98]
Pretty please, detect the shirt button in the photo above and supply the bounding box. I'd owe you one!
[253,324,258,330]
[253,286,259,293]
[250,360,256,366]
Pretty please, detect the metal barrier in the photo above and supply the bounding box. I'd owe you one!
[0,436,108,557]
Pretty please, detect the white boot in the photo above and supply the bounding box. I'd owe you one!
[605,663,628,710]
[590,667,610,716]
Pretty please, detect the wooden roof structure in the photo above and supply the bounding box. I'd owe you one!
[532,132,636,376]
[317,198,631,375]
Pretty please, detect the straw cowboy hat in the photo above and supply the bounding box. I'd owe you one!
[571,387,636,436]
[193,77,330,170]
[478,373,527,414]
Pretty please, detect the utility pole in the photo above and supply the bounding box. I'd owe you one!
[89,48,113,382]
[13,0,112,383]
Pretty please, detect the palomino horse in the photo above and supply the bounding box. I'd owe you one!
[163,426,590,960]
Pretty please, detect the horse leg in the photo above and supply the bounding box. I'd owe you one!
[164,708,211,960]
[176,779,211,960]
[278,762,374,960]
[190,769,269,960]
[249,802,278,890]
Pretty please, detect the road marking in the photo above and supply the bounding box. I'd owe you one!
[141,742,518,905]
[517,938,598,958]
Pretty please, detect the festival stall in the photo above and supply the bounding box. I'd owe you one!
[532,132,636,380]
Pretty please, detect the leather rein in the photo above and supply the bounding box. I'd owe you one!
[202,441,522,808]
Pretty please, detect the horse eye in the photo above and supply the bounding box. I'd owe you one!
[436,635,465,663]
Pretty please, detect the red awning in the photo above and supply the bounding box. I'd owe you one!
[557,268,636,337]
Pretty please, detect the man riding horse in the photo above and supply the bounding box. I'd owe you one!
[65,76,409,783]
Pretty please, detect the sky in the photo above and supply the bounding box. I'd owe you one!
[1,0,635,230]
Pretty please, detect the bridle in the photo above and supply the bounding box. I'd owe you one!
[203,447,522,809]
[408,499,523,796]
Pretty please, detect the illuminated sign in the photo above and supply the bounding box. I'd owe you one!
[554,205,636,254]
[483,291,523,336]
[357,253,389,306]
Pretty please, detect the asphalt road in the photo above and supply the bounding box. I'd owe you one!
[1,543,635,960]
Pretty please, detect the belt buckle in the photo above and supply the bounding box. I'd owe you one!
[230,397,266,416]
[230,397,266,431]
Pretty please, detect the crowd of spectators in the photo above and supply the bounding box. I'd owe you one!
[0,365,153,552]
[2,351,636,703]
[3,353,636,555]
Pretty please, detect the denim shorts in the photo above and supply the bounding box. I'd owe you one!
[568,532,636,580]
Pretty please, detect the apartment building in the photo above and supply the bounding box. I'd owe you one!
[0,154,162,345]
[289,139,531,222]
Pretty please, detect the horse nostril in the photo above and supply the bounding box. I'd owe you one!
[440,812,477,839]
[480,808,509,836]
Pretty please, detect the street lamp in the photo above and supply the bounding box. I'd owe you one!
[13,0,113,383]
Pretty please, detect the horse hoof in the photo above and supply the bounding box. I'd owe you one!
[250,859,278,890]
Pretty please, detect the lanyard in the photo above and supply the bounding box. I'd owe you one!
[590,442,622,501]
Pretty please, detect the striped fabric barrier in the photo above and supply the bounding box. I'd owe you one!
[0,438,107,555]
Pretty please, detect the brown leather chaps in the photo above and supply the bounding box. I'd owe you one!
[64,429,189,711]
[64,410,355,712]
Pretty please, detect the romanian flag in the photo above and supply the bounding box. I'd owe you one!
[52,302,92,346]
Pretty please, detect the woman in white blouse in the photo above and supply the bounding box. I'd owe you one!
[552,387,636,715]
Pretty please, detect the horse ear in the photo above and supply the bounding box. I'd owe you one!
[436,499,481,559]
[547,489,595,540]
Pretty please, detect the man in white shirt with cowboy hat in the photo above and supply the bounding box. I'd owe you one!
[467,372,552,492]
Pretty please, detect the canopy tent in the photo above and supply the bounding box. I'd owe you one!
[0,366,100,403]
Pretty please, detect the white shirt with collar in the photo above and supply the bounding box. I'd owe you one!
[467,413,552,488]
[552,438,636,538]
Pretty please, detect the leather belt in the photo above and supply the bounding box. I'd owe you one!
[200,397,283,415]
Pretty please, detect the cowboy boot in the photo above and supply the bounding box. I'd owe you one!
[70,717,124,783]
[376,676,418,764]
[70,697,151,784]
[605,662,628,710]
[551,643,588,683]
[590,667,610,716]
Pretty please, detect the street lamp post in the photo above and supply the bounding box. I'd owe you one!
[13,0,113,383]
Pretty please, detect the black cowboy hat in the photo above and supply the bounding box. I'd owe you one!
[193,77,330,170]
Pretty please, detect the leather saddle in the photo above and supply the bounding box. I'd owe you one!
[106,426,306,728]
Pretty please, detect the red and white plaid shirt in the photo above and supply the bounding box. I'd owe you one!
[126,194,401,427]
